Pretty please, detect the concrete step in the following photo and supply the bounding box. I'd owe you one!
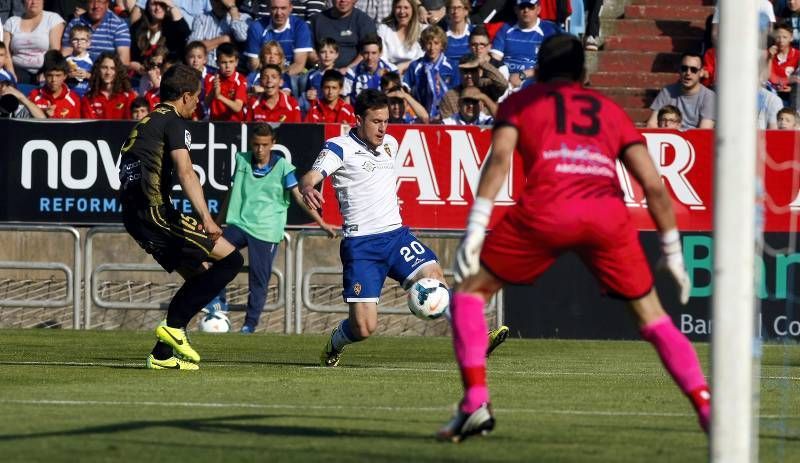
[632,0,714,5]
[603,35,702,52]
[591,87,660,109]
[589,71,677,88]
[595,51,682,73]
[623,107,653,126]
[612,18,708,37]
[624,4,715,20]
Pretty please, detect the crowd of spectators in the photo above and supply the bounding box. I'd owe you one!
[0,0,607,125]
[649,0,800,130]
[20,0,798,131]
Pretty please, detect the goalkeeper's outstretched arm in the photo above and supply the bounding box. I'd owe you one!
[621,142,676,234]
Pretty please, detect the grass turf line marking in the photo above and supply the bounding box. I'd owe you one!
[3,361,799,381]
[2,399,798,420]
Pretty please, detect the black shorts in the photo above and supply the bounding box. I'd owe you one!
[122,204,215,273]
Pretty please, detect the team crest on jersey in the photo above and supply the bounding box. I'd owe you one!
[383,144,391,157]
[184,130,192,148]
[353,282,362,296]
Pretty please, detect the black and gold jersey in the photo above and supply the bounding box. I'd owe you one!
[118,103,192,207]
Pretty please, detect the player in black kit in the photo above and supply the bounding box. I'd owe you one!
[119,64,243,370]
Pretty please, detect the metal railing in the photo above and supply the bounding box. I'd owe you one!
[293,229,503,334]
[85,227,294,333]
[0,224,82,329]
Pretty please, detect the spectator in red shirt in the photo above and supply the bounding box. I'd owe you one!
[768,23,800,104]
[305,70,356,123]
[204,42,247,121]
[81,52,137,119]
[29,51,81,119]
[246,63,301,122]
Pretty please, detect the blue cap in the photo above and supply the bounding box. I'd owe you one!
[517,0,540,6]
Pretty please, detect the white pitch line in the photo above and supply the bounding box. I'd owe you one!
[2,399,798,420]
[2,360,799,381]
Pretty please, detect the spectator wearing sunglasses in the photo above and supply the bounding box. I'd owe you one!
[646,52,715,129]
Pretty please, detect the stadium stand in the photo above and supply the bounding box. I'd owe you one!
[589,0,715,124]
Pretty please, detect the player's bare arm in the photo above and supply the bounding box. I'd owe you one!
[622,143,690,304]
[454,125,518,284]
[171,147,222,241]
[475,125,518,200]
[299,170,325,210]
[621,143,676,233]
[290,186,337,238]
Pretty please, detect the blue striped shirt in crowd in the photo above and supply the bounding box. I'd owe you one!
[62,12,131,61]
[188,10,252,68]
[346,58,397,100]
[445,24,474,67]
[359,0,393,23]
[66,54,93,96]
[245,15,313,64]
[491,19,560,74]
[403,54,460,118]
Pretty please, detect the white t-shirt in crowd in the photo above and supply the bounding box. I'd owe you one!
[4,11,64,73]
[377,23,425,69]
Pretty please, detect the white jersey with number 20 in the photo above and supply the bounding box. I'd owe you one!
[311,129,402,237]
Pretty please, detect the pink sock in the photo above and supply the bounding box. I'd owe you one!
[641,315,710,431]
[451,292,489,413]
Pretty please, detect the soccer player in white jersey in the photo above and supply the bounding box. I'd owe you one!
[300,89,507,366]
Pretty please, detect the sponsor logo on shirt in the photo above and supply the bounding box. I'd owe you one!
[184,130,192,149]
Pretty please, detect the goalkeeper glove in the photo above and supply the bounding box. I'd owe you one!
[658,229,691,305]
[454,197,493,283]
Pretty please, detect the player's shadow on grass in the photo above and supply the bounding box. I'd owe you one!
[0,413,418,442]
[0,361,142,370]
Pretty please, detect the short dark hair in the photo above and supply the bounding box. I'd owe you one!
[536,34,584,83]
[680,51,704,67]
[184,40,207,56]
[359,33,383,52]
[69,24,92,38]
[775,22,794,35]
[0,42,6,51]
[657,105,682,121]
[41,50,70,74]
[321,69,344,87]
[217,42,239,60]
[250,123,276,140]
[380,71,402,91]
[469,24,490,41]
[316,37,339,52]
[354,89,389,118]
[130,96,149,112]
[160,64,202,102]
[778,107,798,119]
[260,63,283,76]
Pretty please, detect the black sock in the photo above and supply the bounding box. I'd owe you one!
[166,250,244,328]
[151,341,173,360]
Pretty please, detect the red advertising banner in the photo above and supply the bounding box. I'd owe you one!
[320,125,800,232]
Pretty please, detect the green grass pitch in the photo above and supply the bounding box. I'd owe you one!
[0,329,797,462]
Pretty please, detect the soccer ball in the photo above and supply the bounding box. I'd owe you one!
[198,311,231,333]
[407,278,450,320]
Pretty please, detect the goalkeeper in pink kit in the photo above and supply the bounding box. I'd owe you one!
[437,34,711,442]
